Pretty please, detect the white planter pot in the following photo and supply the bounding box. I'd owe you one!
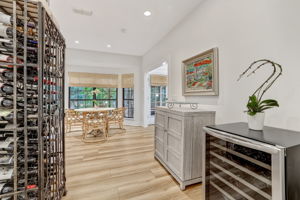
[247,112,265,131]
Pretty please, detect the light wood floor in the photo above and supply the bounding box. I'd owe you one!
[63,126,202,200]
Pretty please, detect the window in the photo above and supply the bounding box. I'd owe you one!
[123,88,134,118]
[69,87,117,109]
[94,88,118,108]
[150,86,167,115]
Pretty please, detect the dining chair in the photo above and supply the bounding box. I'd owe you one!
[65,109,83,132]
[82,111,108,142]
[107,107,126,131]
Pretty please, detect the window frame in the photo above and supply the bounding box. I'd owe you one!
[150,86,167,116]
[69,87,118,109]
[123,88,134,118]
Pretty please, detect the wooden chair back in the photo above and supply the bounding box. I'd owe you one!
[83,111,108,127]
[108,107,125,122]
[65,109,76,132]
[82,111,108,141]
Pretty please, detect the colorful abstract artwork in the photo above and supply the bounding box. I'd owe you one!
[182,48,219,96]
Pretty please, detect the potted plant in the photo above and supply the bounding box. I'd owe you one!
[246,95,279,130]
[238,59,282,130]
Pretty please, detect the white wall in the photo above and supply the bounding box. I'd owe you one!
[65,48,143,126]
[143,0,300,131]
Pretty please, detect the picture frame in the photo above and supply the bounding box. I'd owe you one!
[182,47,219,96]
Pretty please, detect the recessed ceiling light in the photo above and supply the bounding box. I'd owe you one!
[107,44,112,48]
[75,40,79,44]
[144,11,152,17]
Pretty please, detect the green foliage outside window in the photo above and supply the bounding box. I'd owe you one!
[69,87,117,109]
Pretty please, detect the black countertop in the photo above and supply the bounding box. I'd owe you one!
[206,122,300,148]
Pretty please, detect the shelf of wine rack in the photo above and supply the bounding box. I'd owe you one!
[209,161,272,199]
[210,142,271,170]
[209,151,271,185]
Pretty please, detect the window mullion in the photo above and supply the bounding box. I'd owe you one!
[93,87,96,107]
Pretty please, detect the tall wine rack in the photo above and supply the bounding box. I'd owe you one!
[0,0,66,199]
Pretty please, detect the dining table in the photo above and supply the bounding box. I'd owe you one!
[74,107,116,139]
[74,107,115,112]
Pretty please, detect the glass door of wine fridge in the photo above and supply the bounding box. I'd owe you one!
[202,127,285,200]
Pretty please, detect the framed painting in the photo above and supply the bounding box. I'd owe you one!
[182,48,219,96]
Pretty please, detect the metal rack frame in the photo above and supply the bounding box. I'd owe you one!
[0,0,66,199]
[40,6,66,199]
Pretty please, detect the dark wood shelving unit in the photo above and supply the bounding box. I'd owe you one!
[0,0,66,199]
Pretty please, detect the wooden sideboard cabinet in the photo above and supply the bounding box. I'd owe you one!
[154,106,215,190]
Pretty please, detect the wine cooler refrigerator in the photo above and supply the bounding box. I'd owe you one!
[0,0,66,200]
[203,122,300,200]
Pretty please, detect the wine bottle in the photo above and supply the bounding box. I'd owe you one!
[0,12,24,27]
[0,54,13,63]
[26,39,38,48]
[0,82,24,95]
[17,169,39,176]
[17,144,39,152]
[0,25,38,52]
[0,82,14,94]
[0,44,38,57]
[0,97,37,108]
[27,108,38,115]
[16,26,37,37]
[0,53,37,64]
[19,139,39,146]
[0,25,22,39]
[0,81,39,95]
[0,55,28,64]
[0,97,14,107]
[0,12,36,28]
[0,113,38,126]
[0,64,12,69]
[0,39,38,53]
[18,155,37,163]
[0,24,37,40]
[0,68,38,81]
[0,120,8,128]
[0,37,38,51]
[0,68,14,80]
[1,111,24,122]
[0,140,13,151]
[0,183,13,194]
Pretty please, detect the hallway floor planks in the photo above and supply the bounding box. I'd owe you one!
[63,126,202,200]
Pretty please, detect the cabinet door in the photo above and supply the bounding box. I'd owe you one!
[155,111,166,159]
[165,114,183,178]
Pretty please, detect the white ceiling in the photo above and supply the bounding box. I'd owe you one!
[50,0,202,56]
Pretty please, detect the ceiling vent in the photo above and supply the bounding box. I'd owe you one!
[72,8,93,16]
